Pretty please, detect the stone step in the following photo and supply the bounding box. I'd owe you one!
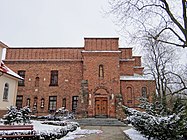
[75,118,126,126]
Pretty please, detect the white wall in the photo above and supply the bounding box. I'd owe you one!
[0,74,18,110]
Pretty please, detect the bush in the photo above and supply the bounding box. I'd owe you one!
[124,98,187,140]
[3,106,31,125]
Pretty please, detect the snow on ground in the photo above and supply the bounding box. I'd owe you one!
[124,128,148,140]
[0,120,102,140]
[32,120,62,131]
[61,127,102,140]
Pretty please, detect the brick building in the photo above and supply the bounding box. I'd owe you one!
[4,38,155,118]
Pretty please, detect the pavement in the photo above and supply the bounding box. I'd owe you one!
[76,125,131,140]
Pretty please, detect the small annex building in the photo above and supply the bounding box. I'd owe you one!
[3,38,155,118]
[0,42,23,117]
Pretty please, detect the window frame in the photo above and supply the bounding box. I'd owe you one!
[62,98,66,108]
[16,95,23,110]
[99,65,104,78]
[72,96,78,112]
[3,83,9,101]
[18,70,25,86]
[48,96,57,112]
[26,98,30,107]
[49,70,58,86]
[41,98,45,108]
[35,77,39,87]
[142,87,147,98]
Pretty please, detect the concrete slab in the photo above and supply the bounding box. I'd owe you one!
[76,125,131,140]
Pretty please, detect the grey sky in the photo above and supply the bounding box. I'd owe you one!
[0,0,186,64]
[0,0,119,47]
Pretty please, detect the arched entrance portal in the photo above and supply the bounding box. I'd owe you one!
[94,88,109,117]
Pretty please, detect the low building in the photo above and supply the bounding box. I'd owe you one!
[0,42,23,117]
[4,38,155,118]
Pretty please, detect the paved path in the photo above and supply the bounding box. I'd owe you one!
[76,126,131,140]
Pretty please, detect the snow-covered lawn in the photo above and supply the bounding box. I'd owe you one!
[0,120,102,140]
[124,128,148,140]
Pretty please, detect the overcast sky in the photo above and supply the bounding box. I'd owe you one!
[0,0,122,47]
[0,0,186,64]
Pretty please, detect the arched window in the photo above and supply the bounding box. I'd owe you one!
[41,98,44,108]
[62,98,66,108]
[27,98,30,107]
[3,83,9,100]
[127,87,133,106]
[99,65,104,78]
[35,77,39,87]
[33,97,38,110]
[142,87,147,98]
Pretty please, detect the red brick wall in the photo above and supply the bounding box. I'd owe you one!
[4,38,155,118]
[4,61,82,115]
[82,52,120,117]
[120,48,132,59]
[133,56,141,66]
[120,80,155,108]
[84,38,119,51]
[6,48,83,60]
[120,60,135,76]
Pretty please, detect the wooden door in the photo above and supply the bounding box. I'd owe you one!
[95,97,108,117]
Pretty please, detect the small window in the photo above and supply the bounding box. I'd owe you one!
[127,87,133,107]
[72,96,78,112]
[26,98,30,107]
[50,70,58,86]
[62,98,66,108]
[33,97,38,111]
[3,83,9,100]
[35,77,39,87]
[41,98,44,108]
[48,96,57,111]
[16,95,23,110]
[18,71,25,86]
[142,87,147,98]
[99,65,104,78]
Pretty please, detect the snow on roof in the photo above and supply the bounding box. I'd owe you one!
[120,74,153,81]
[0,62,23,80]
[120,59,135,62]
[82,50,121,53]
[0,41,9,48]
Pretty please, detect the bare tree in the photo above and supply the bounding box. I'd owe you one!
[108,0,187,48]
[143,37,187,106]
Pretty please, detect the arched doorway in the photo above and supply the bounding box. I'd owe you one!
[94,88,109,117]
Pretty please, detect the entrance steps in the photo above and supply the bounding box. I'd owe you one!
[74,118,126,126]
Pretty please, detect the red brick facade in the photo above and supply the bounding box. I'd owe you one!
[4,38,155,118]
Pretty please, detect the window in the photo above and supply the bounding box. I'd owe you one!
[3,83,9,100]
[33,97,37,111]
[99,65,104,78]
[72,96,78,112]
[62,98,66,108]
[26,98,30,107]
[50,70,58,86]
[41,98,44,108]
[48,96,57,111]
[35,77,39,87]
[18,71,25,86]
[127,87,133,106]
[142,87,147,98]
[16,95,23,109]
